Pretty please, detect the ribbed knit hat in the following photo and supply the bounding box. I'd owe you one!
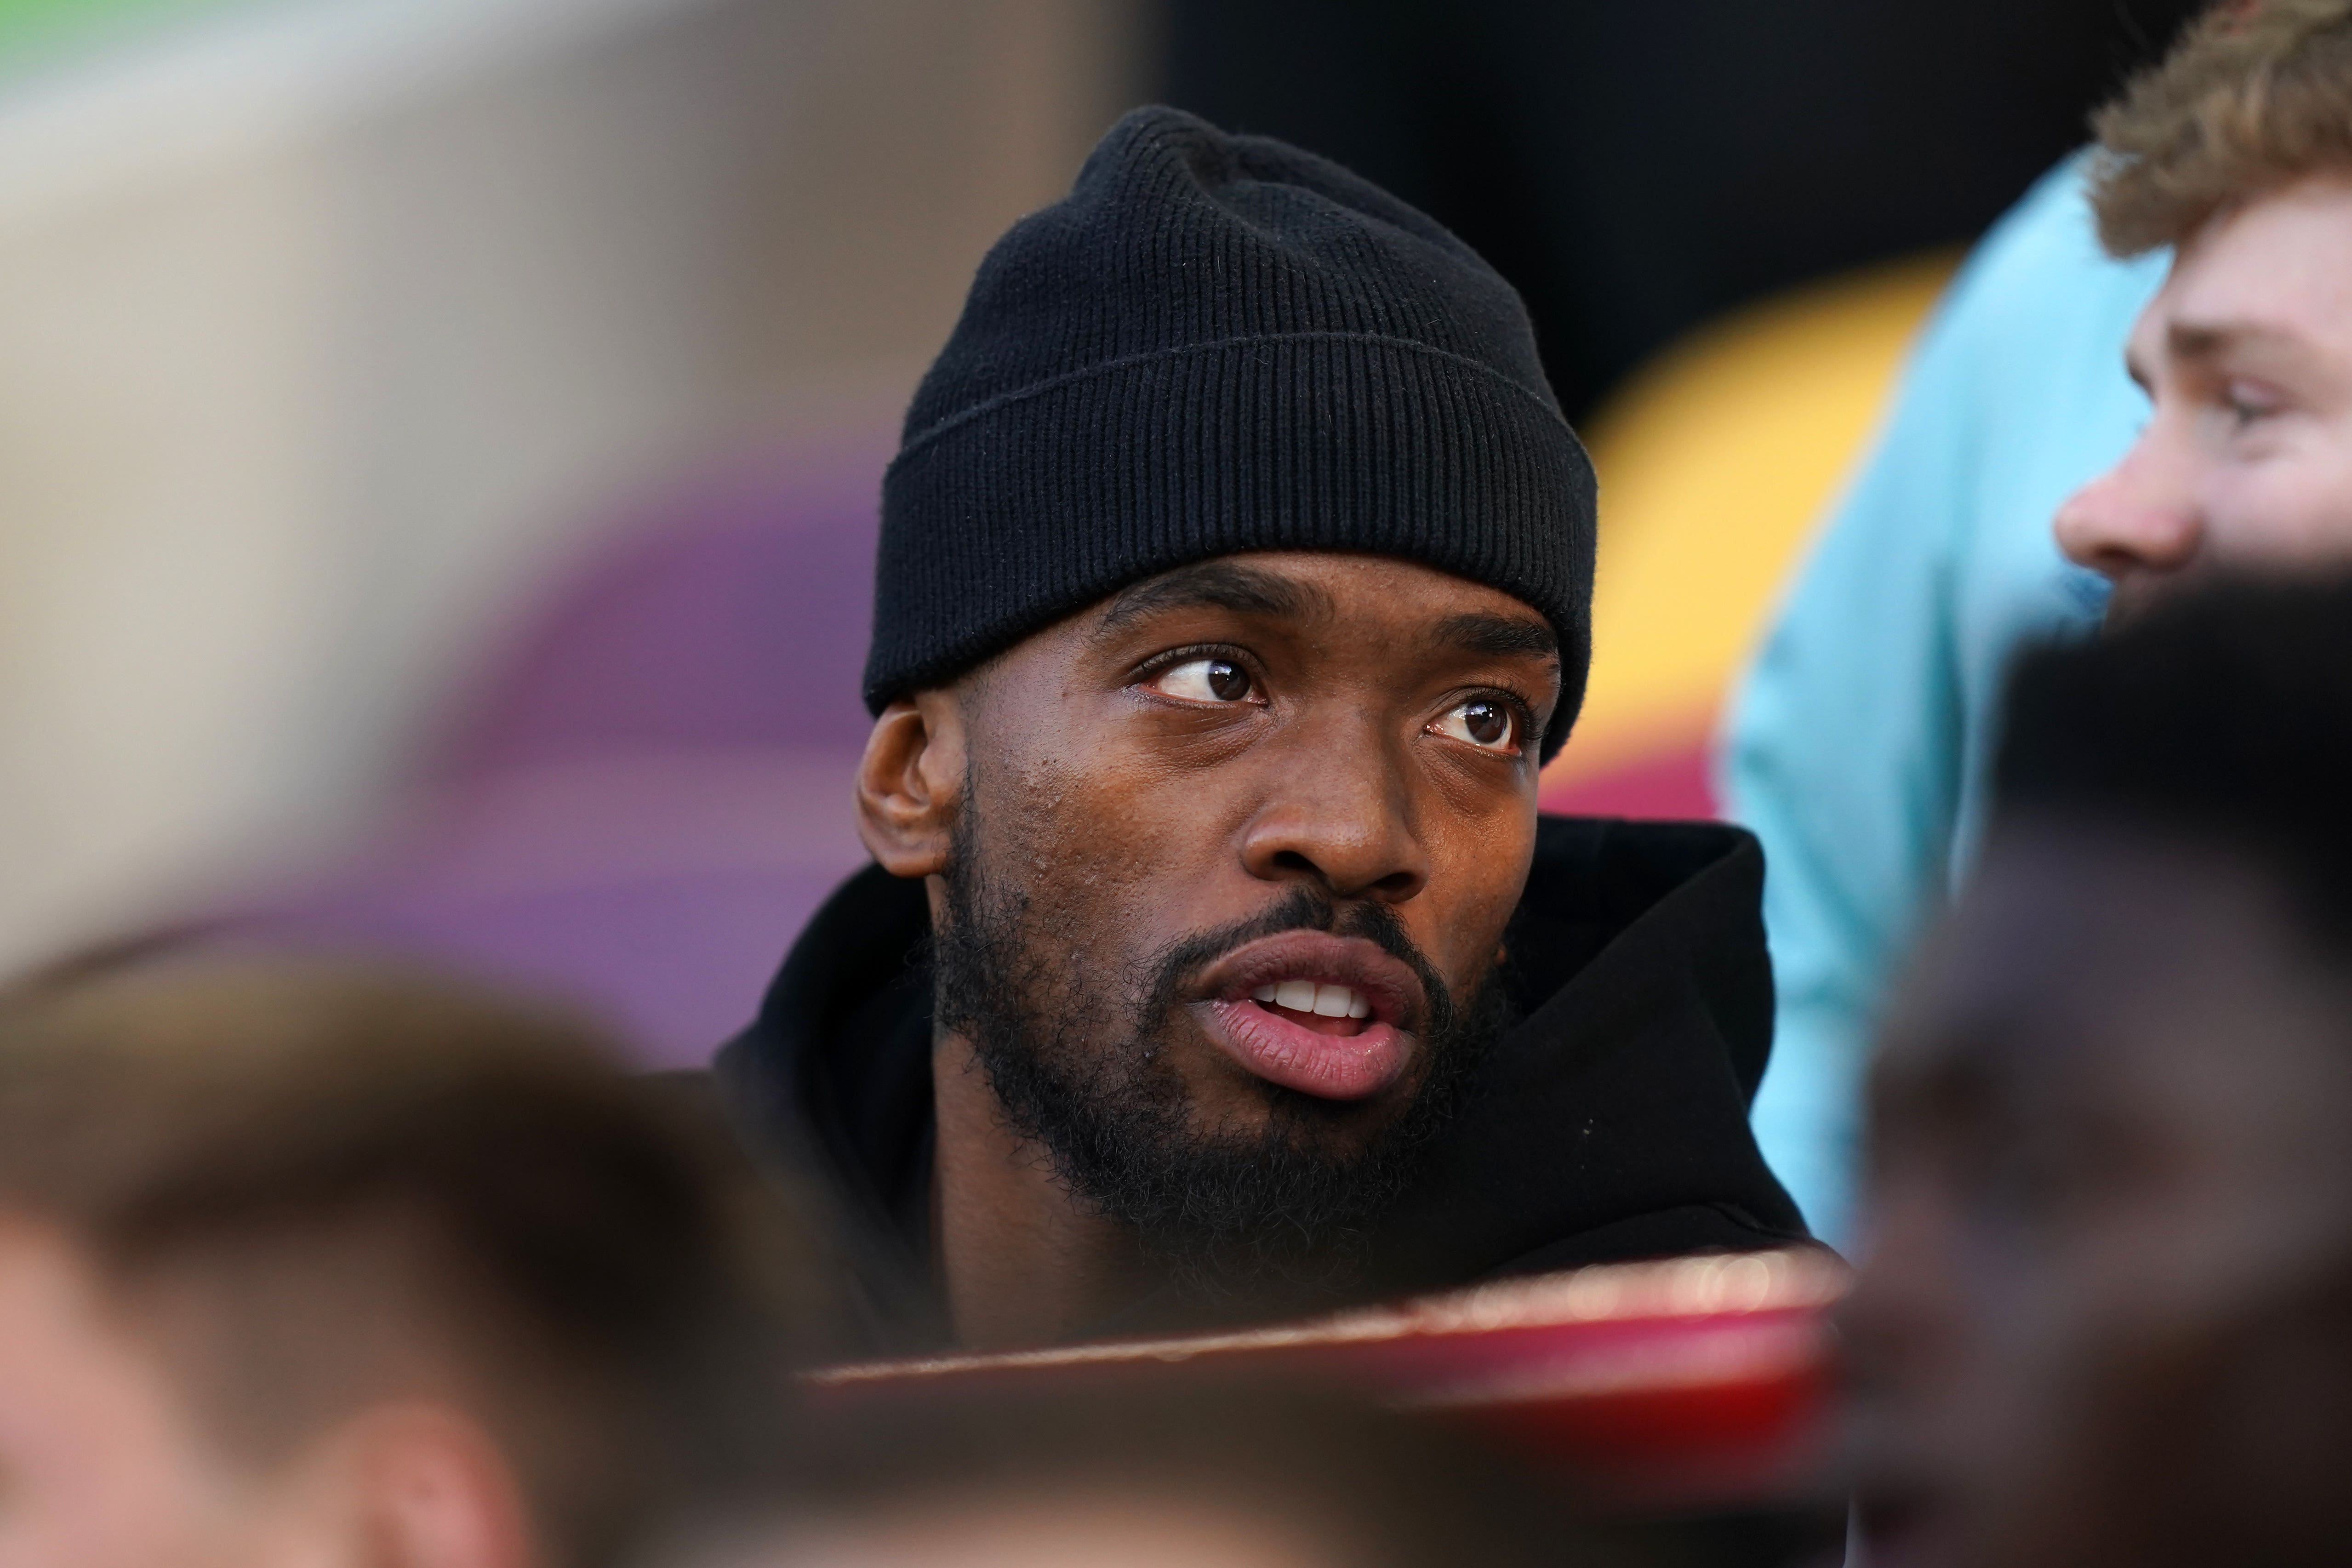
[864,105,1597,758]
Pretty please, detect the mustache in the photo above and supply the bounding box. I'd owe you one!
[1137,886,1457,1039]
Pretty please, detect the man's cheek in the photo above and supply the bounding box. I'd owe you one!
[1044,792,1181,907]
[1980,1289,2175,1533]
[1952,1334,2108,1568]
[1423,846,1535,989]
[1047,767,1231,904]
[990,770,1182,966]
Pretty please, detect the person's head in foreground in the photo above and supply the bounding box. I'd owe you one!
[2056,0,2352,616]
[0,960,825,1568]
[669,1379,1649,1568]
[718,105,1800,1351]
[1845,575,2352,1568]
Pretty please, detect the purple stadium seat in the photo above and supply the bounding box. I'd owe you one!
[203,440,892,1068]
[428,445,888,781]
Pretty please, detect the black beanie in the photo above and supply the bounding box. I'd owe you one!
[864,105,1597,759]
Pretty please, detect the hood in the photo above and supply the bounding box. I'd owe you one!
[1365,816,1804,1293]
[714,815,1805,1340]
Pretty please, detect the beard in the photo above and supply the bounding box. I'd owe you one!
[929,809,1513,1308]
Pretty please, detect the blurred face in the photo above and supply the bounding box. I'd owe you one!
[0,1215,539,1568]
[930,552,1559,1271]
[1846,824,2352,1568]
[736,1494,1349,1568]
[0,1217,274,1568]
[2055,177,2352,620]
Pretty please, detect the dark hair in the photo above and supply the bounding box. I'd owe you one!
[0,959,832,1568]
[1993,574,2352,952]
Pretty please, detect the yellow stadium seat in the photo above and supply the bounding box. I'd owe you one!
[1539,251,1959,815]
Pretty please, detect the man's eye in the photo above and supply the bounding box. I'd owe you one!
[1149,657,1253,703]
[2222,379,2283,429]
[1433,699,1517,752]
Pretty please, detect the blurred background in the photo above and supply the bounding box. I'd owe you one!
[0,0,2199,1064]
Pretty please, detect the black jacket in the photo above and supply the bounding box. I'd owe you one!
[713,815,1805,1349]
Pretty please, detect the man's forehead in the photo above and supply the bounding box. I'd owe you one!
[2158,180,2352,356]
[1098,559,1334,632]
[1886,827,2313,1095]
[1092,553,1557,655]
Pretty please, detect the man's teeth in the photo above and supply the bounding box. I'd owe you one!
[1250,981,1373,1020]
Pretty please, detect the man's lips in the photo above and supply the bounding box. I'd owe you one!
[1187,930,1427,1101]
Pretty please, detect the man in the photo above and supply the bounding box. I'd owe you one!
[715,107,1803,1351]
[1845,577,2352,1568]
[670,1381,1637,1568]
[1729,0,2352,1245]
[0,960,819,1568]
[2055,0,2352,608]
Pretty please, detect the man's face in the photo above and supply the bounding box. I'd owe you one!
[0,1217,280,1568]
[1846,824,2352,1568]
[2056,176,2352,620]
[739,1492,1353,1568]
[927,552,1559,1274]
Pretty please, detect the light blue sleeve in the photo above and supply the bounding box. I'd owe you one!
[1721,157,2166,1249]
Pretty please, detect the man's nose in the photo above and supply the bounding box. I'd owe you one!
[2053,432,2205,584]
[1237,731,1431,903]
[1838,1177,1963,1403]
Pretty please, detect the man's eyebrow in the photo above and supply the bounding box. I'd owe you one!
[1096,561,1332,633]
[1433,611,1558,664]
[2168,317,2310,365]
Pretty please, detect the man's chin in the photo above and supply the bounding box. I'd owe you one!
[1175,1090,1421,1175]
[1057,1065,1436,1275]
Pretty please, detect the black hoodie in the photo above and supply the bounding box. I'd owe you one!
[712,815,1806,1350]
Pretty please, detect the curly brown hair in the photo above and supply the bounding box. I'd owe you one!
[2089,0,2352,256]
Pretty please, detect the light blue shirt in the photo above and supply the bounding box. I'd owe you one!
[1722,156,2170,1249]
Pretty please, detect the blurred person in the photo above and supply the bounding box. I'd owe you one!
[714,107,1804,1352]
[669,1380,1661,1568]
[0,960,826,1568]
[1729,0,2352,1245]
[1845,576,2352,1568]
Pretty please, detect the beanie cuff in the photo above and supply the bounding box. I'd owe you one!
[865,333,1595,756]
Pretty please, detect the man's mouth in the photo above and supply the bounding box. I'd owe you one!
[1188,930,1428,1101]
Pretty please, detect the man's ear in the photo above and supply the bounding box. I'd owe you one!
[856,692,968,879]
[324,1403,541,1568]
